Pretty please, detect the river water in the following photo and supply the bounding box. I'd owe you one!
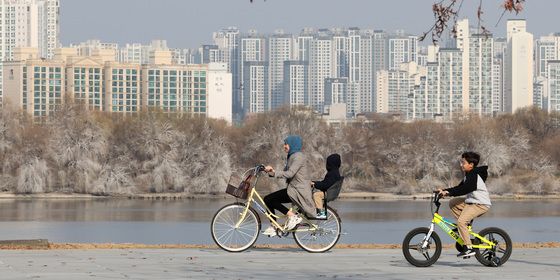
[0,198,558,244]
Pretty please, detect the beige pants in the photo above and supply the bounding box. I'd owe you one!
[313,191,324,210]
[449,197,489,246]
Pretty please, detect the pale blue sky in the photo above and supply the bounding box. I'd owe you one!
[60,0,552,48]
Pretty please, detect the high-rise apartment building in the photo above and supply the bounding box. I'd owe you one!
[324,77,347,106]
[388,35,417,71]
[373,30,388,111]
[504,20,533,113]
[309,33,332,112]
[213,27,240,120]
[535,34,560,78]
[284,61,308,107]
[268,31,293,110]
[548,60,560,112]
[0,0,59,105]
[468,34,494,116]
[239,30,266,114]
[242,61,268,114]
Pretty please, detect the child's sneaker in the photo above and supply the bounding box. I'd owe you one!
[262,226,277,237]
[457,247,476,258]
[316,209,327,219]
[285,215,302,230]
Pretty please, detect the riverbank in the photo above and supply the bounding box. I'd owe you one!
[1,192,559,200]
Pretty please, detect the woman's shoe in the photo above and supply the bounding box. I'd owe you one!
[262,226,277,237]
[285,215,302,230]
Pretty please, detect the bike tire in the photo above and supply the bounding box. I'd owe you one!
[293,206,341,253]
[402,227,442,267]
[211,203,261,252]
[474,227,512,267]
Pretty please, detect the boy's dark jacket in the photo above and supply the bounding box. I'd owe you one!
[313,154,342,191]
[445,166,488,196]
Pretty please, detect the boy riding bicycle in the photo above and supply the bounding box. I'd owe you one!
[437,151,491,258]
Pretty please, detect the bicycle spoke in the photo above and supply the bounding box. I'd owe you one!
[408,244,420,251]
[216,228,234,243]
[236,228,256,239]
[422,251,431,260]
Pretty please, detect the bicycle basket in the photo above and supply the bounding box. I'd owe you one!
[325,177,344,202]
[225,173,253,199]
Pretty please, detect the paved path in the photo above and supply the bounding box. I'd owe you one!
[0,248,558,279]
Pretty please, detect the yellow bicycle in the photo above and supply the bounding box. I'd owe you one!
[211,165,343,253]
[402,192,513,267]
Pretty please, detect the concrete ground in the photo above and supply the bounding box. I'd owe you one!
[0,248,558,279]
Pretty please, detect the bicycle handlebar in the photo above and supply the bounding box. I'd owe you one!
[431,191,442,213]
[255,164,266,173]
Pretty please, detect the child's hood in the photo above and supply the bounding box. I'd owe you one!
[473,166,488,182]
[326,154,341,171]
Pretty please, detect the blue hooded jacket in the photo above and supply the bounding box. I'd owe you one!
[284,135,302,157]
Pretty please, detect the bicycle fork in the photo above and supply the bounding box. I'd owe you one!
[421,223,436,249]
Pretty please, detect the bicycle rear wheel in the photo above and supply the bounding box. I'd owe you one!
[293,206,341,253]
[402,227,442,267]
[474,227,512,267]
[211,203,260,252]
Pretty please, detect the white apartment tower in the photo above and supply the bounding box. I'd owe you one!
[243,61,268,114]
[373,30,388,111]
[548,61,560,112]
[505,19,533,113]
[348,28,374,114]
[388,35,418,71]
[469,34,494,116]
[239,31,266,114]
[213,27,240,118]
[0,0,59,60]
[0,0,59,105]
[268,31,294,110]
[309,34,332,112]
[535,34,560,78]
[296,28,315,62]
[37,0,58,59]
[455,19,470,114]
[492,59,503,114]
[439,48,464,117]
[283,61,308,107]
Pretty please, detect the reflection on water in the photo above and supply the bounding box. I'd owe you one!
[0,198,558,244]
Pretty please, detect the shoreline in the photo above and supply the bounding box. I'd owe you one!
[1,242,558,250]
[1,192,559,200]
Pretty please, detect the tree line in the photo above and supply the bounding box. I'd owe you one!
[0,104,558,195]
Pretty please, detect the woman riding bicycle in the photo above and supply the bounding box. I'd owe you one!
[262,135,315,237]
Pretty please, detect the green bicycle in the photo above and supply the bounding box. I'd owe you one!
[211,164,343,253]
[402,192,513,267]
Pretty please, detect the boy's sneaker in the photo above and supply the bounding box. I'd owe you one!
[457,248,476,258]
[316,210,327,219]
[285,215,303,230]
[262,226,277,237]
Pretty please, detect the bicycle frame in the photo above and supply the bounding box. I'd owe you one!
[423,194,495,250]
[234,166,319,234]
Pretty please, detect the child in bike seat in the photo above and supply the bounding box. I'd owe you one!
[437,151,491,258]
[311,153,342,219]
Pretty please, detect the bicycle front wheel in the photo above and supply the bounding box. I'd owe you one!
[211,203,260,252]
[474,227,512,267]
[402,227,442,267]
[293,206,341,253]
